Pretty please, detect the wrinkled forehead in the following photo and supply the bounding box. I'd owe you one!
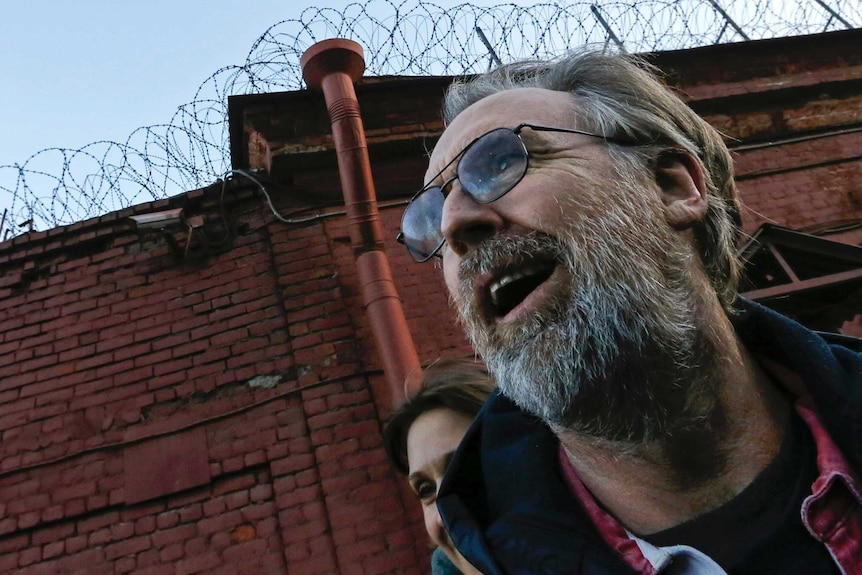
[425,88,579,181]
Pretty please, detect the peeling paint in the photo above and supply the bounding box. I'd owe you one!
[247,374,281,389]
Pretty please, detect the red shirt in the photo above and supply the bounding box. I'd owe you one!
[559,402,862,574]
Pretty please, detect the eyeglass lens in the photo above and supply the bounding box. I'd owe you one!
[458,128,528,203]
[401,187,445,262]
[401,128,528,261]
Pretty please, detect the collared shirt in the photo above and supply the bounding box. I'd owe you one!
[558,402,862,574]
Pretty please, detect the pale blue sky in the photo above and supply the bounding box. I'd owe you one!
[0,0,522,167]
[0,1,354,165]
[1,1,853,232]
[0,0,525,231]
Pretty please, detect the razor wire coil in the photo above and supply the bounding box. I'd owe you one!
[1,0,859,238]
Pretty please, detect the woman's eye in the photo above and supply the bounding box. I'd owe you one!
[413,481,436,503]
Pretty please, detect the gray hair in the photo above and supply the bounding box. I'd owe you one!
[442,49,741,309]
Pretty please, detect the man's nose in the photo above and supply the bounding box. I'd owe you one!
[440,187,504,257]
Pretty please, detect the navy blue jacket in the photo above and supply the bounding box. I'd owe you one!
[437,300,862,575]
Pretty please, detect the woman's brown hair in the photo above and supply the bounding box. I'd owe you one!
[383,358,496,475]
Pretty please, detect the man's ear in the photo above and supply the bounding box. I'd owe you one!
[654,151,708,230]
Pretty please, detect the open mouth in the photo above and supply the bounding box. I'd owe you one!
[487,260,556,318]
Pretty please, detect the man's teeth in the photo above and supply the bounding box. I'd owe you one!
[489,267,541,306]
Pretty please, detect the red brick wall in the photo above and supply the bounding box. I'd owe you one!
[0,180,465,574]
[653,29,862,245]
[1,28,861,575]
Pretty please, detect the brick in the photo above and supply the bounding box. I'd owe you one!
[301,501,328,523]
[63,498,87,517]
[115,556,137,574]
[42,541,66,559]
[136,515,157,535]
[222,538,267,563]
[111,340,151,361]
[18,510,42,529]
[114,365,154,386]
[58,548,105,571]
[148,370,187,390]
[159,542,184,562]
[0,553,18,572]
[156,510,180,530]
[240,502,275,523]
[87,494,109,511]
[281,517,328,542]
[270,454,315,476]
[286,552,338,575]
[250,484,273,503]
[88,527,112,546]
[197,510,242,535]
[365,548,417,573]
[320,470,366,496]
[177,503,204,523]
[18,546,41,566]
[211,473,256,496]
[151,331,191,351]
[306,408,353,430]
[74,351,117,371]
[134,323,172,343]
[276,485,321,509]
[109,488,125,506]
[339,448,387,471]
[0,533,28,553]
[65,534,87,554]
[222,455,245,473]
[31,522,75,545]
[152,523,198,548]
[175,553,222,575]
[77,510,120,534]
[315,439,359,461]
[110,521,135,541]
[53,480,97,503]
[294,469,319,488]
[225,490,250,510]
[332,419,383,447]
[27,361,75,384]
[104,535,152,560]
[244,450,267,468]
[120,501,165,522]
[203,497,227,517]
[183,534,208,557]
[6,323,42,342]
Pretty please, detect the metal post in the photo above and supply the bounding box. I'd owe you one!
[706,0,751,41]
[475,26,503,69]
[812,0,853,30]
[590,5,626,52]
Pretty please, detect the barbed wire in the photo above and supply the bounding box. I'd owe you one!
[1,0,859,239]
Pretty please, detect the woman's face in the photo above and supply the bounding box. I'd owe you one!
[407,407,481,574]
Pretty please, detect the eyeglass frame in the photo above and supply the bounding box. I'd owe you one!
[396,122,635,262]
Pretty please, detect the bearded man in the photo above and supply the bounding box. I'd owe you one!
[397,49,862,574]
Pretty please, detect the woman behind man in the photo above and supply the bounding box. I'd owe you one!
[384,359,495,575]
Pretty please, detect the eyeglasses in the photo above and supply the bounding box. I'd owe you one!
[397,123,629,262]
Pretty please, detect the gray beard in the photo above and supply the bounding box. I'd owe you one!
[453,195,725,454]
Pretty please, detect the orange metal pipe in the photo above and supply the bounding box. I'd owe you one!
[301,39,421,405]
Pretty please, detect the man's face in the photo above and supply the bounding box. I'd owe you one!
[432,89,618,309]
[430,88,717,442]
